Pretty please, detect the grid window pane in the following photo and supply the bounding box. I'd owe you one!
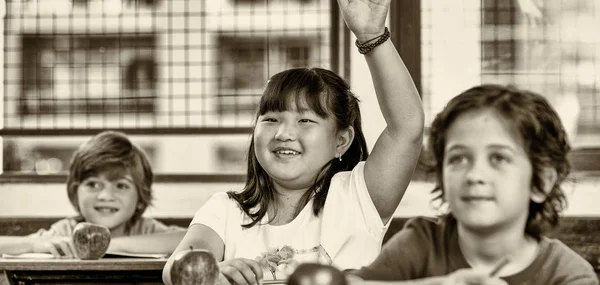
[2,0,334,175]
[421,0,600,151]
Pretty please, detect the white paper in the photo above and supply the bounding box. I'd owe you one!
[1,251,167,260]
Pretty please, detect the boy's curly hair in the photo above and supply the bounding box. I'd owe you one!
[66,131,154,231]
[426,84,571,239]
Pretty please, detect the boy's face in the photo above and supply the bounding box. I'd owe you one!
[442,109,534,232]
[77,170,139,237]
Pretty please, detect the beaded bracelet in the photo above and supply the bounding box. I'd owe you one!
[355,27,391,55]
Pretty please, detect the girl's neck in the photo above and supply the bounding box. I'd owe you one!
[268,186,311,225]
[457,223,540,276]
[272,183,311,205]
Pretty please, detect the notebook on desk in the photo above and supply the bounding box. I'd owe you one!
[1,253,55,260]
[2,251,167,259]
[102,251,167,259]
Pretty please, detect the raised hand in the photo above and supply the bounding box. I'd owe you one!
[218,258,263,285]
[336,0,391,42]
[516,0,544,27]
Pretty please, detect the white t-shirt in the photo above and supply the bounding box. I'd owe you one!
[191,162,390,280]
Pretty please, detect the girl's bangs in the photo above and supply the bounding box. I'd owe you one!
[258,69,330,117]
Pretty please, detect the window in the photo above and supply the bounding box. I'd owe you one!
[419,0,600,173]
[72,0,160,8]
[2,138,155,174]
[231,0,314,4]
[20,35,156,116]
[1,0,338,179]
[217,35,314,116]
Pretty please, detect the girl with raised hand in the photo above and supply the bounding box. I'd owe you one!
[163,0,424,284]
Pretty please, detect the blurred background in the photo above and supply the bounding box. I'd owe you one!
[0,0,599,218]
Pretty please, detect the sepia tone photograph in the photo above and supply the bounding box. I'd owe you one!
[0,0,598,284]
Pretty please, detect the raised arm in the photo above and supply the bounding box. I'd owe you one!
[337,0,424,223]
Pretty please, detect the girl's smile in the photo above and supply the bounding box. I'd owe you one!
[272,146,302,159]
[254,109,341,192]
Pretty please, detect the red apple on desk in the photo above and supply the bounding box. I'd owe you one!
[170,247,220,285]
[287,263,348,285]
[72,222,111,260]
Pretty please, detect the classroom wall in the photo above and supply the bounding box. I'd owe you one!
[2,178,599,218]
[2,2,599,220]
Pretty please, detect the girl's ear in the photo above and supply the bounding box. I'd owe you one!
[531,167,558,203]
[336,126,355,156]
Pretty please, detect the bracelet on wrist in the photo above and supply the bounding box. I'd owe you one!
[355,27,391,55]
[358,32,384,45]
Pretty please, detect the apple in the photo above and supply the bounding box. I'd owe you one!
[72,222,111,260]
[287,263,347,285]
[170,247,220,285]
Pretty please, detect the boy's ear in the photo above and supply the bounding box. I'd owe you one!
[531,167,558,203]
[336,126,355,156]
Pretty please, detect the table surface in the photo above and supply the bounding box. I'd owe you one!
[0,258,167,271]
[0,258,167,285]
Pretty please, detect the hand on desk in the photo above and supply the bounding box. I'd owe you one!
[30,222,109,260]
[0,236,77,259]
[0,236,79,259]
[31,236,78,259]
[218,258,263,285]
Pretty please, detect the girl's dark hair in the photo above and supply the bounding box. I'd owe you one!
[228,67,368,227]
[427,84,571,239]
[66,131,154,233]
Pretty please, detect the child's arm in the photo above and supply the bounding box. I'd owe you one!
[162,224,262,285]
[347,274,444,285]
[338,0,425,223]
[107,229,186,255]
[347,273,506,285]
[0,236,77,258]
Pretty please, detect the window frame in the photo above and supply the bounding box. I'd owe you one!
[390,1,600,177]
[0,1,348,183]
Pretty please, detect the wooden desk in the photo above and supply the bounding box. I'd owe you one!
[0,258,166,285]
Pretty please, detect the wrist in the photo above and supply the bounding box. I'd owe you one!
[355,29,387,45]
[355,27,390,55]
